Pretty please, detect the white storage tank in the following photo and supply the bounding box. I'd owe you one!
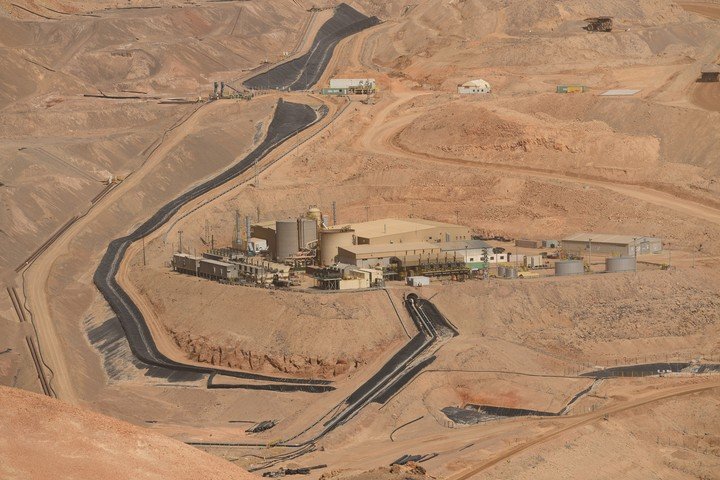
[275,220,299,262]
[555,260,584,276]
[606,256,636,273]
[319,228,355,266]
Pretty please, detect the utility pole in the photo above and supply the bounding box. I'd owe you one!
[588,237,592,273]
[332,201,337,226]
[668,242,671,269]
[633,237,637,272]
[256,206,261,222]
[178,230,183,254]
[254,159,260,187]
[142,235,146,266]
[245,215,252,254]
[235,210,241,247]
[365,205,370,222]
[455,209,460,225]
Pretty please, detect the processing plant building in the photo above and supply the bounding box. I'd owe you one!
[336,242,442,268]
[562,233,663,257]
[253,215,472,266]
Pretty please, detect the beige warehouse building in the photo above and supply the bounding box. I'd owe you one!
[336,242,442,268]
[562,233,663,257]
[320,218,470,265]
[350,218,470,244]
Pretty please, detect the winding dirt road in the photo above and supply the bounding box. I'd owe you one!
[445,380,720,479]
[358,91,720,227]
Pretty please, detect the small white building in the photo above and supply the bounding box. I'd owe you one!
[458,79,491,94]
[439,240,507,269]
[329,78,376,93]
[407,276,430,287]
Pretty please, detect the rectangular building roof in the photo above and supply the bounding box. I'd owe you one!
[174,253,201,260]
[439,239,492,251]
[562,233,661,245]
[200,258,234,267]
[338,241,440,258]
[348,218,466,239]
[600,89,641,96]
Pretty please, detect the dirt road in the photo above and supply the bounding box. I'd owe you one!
[358,92,720,228]
[446,379,720,479]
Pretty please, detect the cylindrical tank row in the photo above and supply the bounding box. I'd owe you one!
[497,266,507,277]
[319,229,355,266]
[555,260,584,276]
[275,220,299,262]
[505,267,518,279]
[606,256,636,273]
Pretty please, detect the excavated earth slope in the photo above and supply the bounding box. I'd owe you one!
[0,386,257,480]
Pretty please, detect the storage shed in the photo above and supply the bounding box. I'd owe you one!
[562,233,662,257]
[700,64,720,82]
[458,79,491,94]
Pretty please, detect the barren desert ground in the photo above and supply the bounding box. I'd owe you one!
[1,0,720,479]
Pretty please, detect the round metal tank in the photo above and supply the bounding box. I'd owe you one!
[497,266,507,277]
[606,256,636,273]
[319,229,355,266]
[297,218,317,250]
[275,220,299,261]
[555,260,584,276]
[505,267,518,278]
[306,207,322,226]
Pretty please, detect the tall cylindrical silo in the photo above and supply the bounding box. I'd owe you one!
[554,260,584,276]
[275,220,299,262]
[606,256,636,273]
[297,218,318,250]
[319,229,355,266]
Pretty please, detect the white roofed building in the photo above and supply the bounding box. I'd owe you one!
[458,79,491,94]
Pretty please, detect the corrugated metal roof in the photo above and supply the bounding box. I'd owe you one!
[350,218,466,238]
[600,89,641,96]
[440,239,491,251]
[461,79,491,88]
[339,242,440,255]
[562,233,661,245]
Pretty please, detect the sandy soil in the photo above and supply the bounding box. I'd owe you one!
[0,0,309,276]
[128,262,405,377]
[2,0,720,478]
[0,385,258,479]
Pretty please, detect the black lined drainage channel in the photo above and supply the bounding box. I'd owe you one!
[581,362,720,378]
[243,4,380,91]
[93,99,333,391]
[443,362,720,425]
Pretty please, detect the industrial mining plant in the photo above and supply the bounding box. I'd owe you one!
[3,1,720,480]
[170,204,670,291]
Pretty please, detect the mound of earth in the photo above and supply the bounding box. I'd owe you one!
[128,259,405,378]
[0,386,257,480]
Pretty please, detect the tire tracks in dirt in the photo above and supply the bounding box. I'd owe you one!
[359,93,720,227]
[446,380,720,479]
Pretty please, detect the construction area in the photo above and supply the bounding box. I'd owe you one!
[2,1,720,480]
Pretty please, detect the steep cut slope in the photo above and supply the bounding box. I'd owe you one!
[0,386,257,480]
